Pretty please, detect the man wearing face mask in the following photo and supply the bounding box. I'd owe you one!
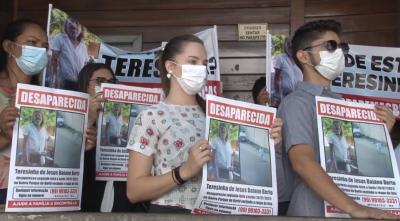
[50,16,89,90]
[277,20,399,219]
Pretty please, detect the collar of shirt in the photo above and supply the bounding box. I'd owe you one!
[296,81,341,99]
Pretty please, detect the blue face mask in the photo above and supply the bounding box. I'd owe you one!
[12,44,48,76]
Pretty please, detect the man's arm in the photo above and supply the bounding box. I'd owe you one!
[289,144,400,219]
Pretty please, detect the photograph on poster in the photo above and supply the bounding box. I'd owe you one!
[16,107,56,167]
[323,118,393,178]
[46,9,100,89]
[100,101,131,147]
[207,119,272,187]
[16,107,84,168]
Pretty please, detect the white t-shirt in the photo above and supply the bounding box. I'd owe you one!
[106,113,123,138]
[212,137,233,169]
[51,33,88,82]
[23,123,47,154]
[329,134,348,162]
[127,102,205,209]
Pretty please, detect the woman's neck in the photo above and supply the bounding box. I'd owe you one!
[164,85,197,106]
[0,64,31,88]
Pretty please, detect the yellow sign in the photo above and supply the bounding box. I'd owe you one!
[238,23,268,41]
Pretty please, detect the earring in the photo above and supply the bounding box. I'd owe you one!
[167,71,172,79]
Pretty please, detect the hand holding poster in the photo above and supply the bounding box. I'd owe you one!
[193,95,278,215]
[96,83,162,181]
[316,96,400,217]
[6,84,89,212]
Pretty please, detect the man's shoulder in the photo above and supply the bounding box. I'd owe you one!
[280,89,314,109]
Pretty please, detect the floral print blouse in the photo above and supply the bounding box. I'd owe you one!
[127,101,205,209]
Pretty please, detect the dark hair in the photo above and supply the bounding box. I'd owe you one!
[291,20,342,70]
[0,19,44,72]
[77,63,115,93]
[251,77,266,104]
[159,34,206,112]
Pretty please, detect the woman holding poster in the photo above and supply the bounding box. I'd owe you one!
[76,63,147,213]
[127,34,283,213]
[0,19,48,205]
[126,34,212,213]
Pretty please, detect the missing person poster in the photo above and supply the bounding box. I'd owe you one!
[332,45,400,117]
[6,84,89,212]
[316,96,400,217]
[45,4,222,96]
[96,83,162,181]
[193,95,278,215]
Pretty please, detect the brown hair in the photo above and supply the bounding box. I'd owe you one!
[158,34,206,112]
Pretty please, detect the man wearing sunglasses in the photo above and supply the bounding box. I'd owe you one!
[277,20,399,219]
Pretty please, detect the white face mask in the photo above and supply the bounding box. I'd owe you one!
[170,62,207,95]
[314,48,345,80]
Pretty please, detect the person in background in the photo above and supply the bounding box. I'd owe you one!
[76,63,148,212]
[271,39,303,107]
[0,19,48,206]
[51,16,89,90]
[251,77,288,215]
[251,77,270,106]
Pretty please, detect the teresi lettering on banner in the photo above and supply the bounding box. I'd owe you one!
[96,83,162,181]
[6,83,89,212]
[193,95,278,215]
[331,44,400,117]
[315,97,400,218]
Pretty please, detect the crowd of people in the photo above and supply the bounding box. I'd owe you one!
[0,17,399,220]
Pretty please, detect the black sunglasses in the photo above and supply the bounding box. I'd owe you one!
[91,77,118,85]
[303,40,350,54]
